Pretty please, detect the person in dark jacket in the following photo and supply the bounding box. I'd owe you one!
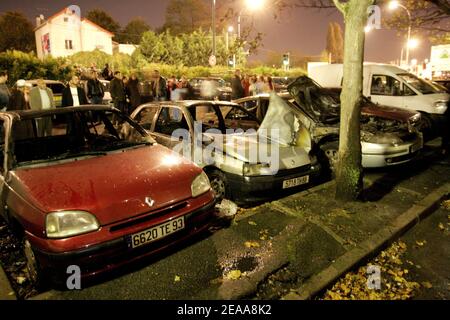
[231,69,244,100]
[102,64,113,81]
[126,74,141,114]
[87,71,105,105]
[62,75,88,107]
[8,80,33,139]
[151,70,167,101]
[110,71,128,115]
[0,71,10,111]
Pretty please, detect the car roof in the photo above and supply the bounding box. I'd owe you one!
[1,105,118,120]
[138,100,240,109]
[25,80,64,85]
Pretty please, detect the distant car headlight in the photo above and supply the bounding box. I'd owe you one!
[243,162,272,176]
[46,211,100,239]
[191,172,211,198]
[434,101,448,113]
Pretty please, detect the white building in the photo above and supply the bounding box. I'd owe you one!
[34,7,114,59]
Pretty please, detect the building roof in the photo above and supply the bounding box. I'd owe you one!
[34,7,114,36]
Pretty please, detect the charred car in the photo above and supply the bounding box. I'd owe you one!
[234,76,423,171]
[130,99,321,205]
[0,106,216,285]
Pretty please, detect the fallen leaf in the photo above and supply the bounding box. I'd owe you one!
[16,276,26,285]
[248,221,257,226]
[415,240,427,247]
[438,223,445,231]
[174,275,181,282]
[421,281,433,289]
[225,270,242,280]
[244,241,260,248]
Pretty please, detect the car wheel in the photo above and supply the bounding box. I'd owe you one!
[207,170,229,202]
[320,141,339,176]
[23,239,45,287]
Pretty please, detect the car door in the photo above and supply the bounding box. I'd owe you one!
[152,105,192,150]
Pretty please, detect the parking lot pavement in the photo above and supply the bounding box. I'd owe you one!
[26,142,450,300]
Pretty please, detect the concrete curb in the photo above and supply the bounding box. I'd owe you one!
[0,264,16,300]
[282,183,450,300]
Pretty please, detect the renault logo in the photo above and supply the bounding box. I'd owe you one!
[145,197,155,207]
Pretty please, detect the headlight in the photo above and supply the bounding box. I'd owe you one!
[46,211,100,239]
[243,162,272,176]
[191,172,211,198]
[434,101,448,113]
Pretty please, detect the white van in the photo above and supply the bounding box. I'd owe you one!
[309,63,449,130]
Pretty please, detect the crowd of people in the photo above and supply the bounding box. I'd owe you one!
[231,69,275,100]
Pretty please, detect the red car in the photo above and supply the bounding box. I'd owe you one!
[0,106,216,285]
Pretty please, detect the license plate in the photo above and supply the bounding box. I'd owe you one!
[410,143,421,154]
[128,216,185,249]
[282,175,310,189]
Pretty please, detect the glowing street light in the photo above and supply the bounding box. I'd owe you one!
[364,26,373,33]
[388,0,399,10]
[408,38,419,49]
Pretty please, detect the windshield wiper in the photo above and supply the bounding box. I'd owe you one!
[16,151,108,167]
[100,140,153,151]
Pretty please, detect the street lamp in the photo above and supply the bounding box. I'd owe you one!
[388,0,412,66]
[236,0,265,66]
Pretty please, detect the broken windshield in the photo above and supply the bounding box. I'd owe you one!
[11,109,152,167]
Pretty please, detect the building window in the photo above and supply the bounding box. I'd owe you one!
[65,40,73,50]
[64,17,69,22]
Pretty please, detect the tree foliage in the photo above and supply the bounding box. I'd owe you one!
[0,11,35,53]
[86,9,121,41]
[137,28,244,67]
[120,18,151,44]
[382,0,449,44]
[162,0,211,35]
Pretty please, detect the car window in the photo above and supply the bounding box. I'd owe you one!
[188,105,221,132]
[398,73,441,95]
[222,106,260,131]
[155,106,189,136]
[135,107,159,130]
[11,110,149,167]
[371,75,404,96]
[47,83,65,94]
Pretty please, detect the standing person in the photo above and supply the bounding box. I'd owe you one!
[110,71,128,115]
[178,76,194,100]
[87,71,105,105]
[249,76,257,96]
[102,63,113,81]
[151,70,167,102]
[231,69,244,100]
[265,76,274,92]
[0,71,10,111]
[126,74,142,114]
[7,80,29,111]
[29,79,55,136]
[242,74,251,97]
[62,75,88,107]
[255,76,267,94]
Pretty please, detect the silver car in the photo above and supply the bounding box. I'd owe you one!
[129,98,321,205]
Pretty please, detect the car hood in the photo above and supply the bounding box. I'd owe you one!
[361,103,419,123]
[203,132,311,172]
[10,145,201,226]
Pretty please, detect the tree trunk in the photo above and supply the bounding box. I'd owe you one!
[333,0,373,201]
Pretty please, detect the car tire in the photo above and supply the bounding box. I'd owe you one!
[206,170,230,202]
[320,141,339,177]
[23,238,47,289]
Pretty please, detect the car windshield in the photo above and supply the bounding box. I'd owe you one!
[398,73,443,94]
[11,109,152,167]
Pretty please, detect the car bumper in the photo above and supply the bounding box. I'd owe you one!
[27,195,217,282]
[361,136,423,168]
[225,163,321,205]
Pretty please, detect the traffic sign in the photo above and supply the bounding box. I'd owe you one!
[209,55,217,67]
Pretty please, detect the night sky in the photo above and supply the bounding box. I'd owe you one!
[0,0,432,63]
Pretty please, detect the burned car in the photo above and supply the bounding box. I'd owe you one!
[234,76,423,171]
[130,99,321,205]
[0,106,215,285]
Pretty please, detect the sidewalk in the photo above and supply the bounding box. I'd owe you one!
[3,147,449,300]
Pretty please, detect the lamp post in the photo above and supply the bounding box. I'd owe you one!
[236,0,265,67]
[388,1,412,66]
